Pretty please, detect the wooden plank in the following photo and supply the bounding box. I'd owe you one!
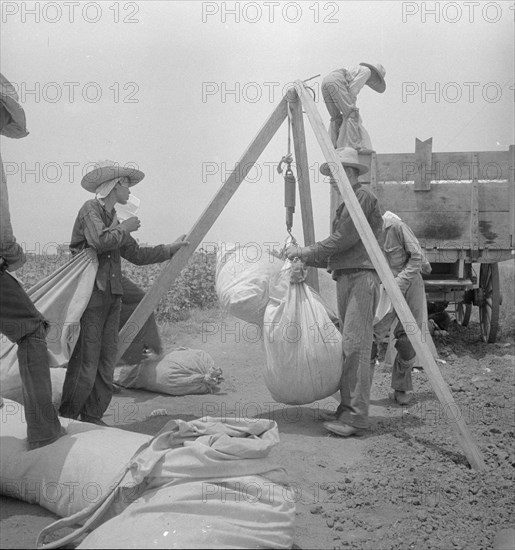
[425,291,466,302]
[357,151,373,184]
[329,178,342,232]
[414,137,432,191]
[289,97,319,292]
[510,145,515,249]
[477,211,513,251]
[370,151,378,192]
[387,211,512,253]
[424,279,474,287]
[377,152,421,182]
[376,150,512,182]
[458,256,465,279]
[117,97,288,360]
[374,182,511,213]
[423,249,462,263]
[296,80,485,471]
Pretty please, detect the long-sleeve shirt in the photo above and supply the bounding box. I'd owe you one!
[323,65,372,103]
[382,211,431,292]
[70,198,172,295]
[0,152,26,271]
[345,65,372,98]
[302,183,384,271]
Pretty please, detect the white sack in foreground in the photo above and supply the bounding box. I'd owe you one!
[0,251,98,401]
[0,399,150,518]
[35,417,295,550]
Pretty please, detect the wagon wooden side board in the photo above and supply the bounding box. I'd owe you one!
[329,141,515,342]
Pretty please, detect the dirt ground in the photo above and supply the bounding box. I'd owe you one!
[0,308,514,550]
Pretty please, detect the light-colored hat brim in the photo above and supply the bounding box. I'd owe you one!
[0,95,29,139]
[81,165,145,193]
[359,62,386,93]
[320,160,369,177]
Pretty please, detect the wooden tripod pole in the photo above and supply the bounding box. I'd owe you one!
[294,80,485,471]
[289,96,319,292]
[116,97,288,361]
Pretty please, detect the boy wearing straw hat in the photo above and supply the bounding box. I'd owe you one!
[0,73,65,449]
[321,62,386,152]
[285,147,384,437]
[59,161,189,425]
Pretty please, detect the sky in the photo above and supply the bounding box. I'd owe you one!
[1,0,513,255]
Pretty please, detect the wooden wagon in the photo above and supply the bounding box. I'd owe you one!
[329,139,515,343]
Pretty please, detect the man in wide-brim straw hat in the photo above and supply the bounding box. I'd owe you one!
[0,72,29,139]
[59,160,189,425]
[319,145,370,178]
[80,161,145,192]
[0,73,65,449]
[82,161,165,367]
[321,62,386,152]
[285,147,384,438]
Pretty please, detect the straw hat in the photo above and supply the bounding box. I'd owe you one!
[359,63,386,93]
[0,73,29,139]
[81,160,145,193]
[320,147,369,177]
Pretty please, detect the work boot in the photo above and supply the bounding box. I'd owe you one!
[323,421,365,437]
[316,409,339,422]
[393,390,411,406]
[80,414,108,427]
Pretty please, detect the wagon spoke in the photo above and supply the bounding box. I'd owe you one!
[479,264,500,343]
[485,270,491,290]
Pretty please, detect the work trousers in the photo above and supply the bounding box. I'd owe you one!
[321,70,373,150]
[334,270,380,429]
[60,285,121,421]
[118,276,162,365]
[373,274,426,392]
[0,271,62,445]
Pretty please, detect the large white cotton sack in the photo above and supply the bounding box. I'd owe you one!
[115,348,222,395]
[263,265,343,405]
[77,417,295,549]
[0,251,98,405]
[78,475,295,549]
[0,399,151,518]
[38,417,295,550]
[215,243,285,325]
[1,367,66,408]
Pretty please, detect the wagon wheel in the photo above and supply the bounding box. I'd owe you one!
[456,302,472,327]
[479,263,500,343]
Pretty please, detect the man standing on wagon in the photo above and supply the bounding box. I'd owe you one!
[59,161,189,425]
[321,62,386,152]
